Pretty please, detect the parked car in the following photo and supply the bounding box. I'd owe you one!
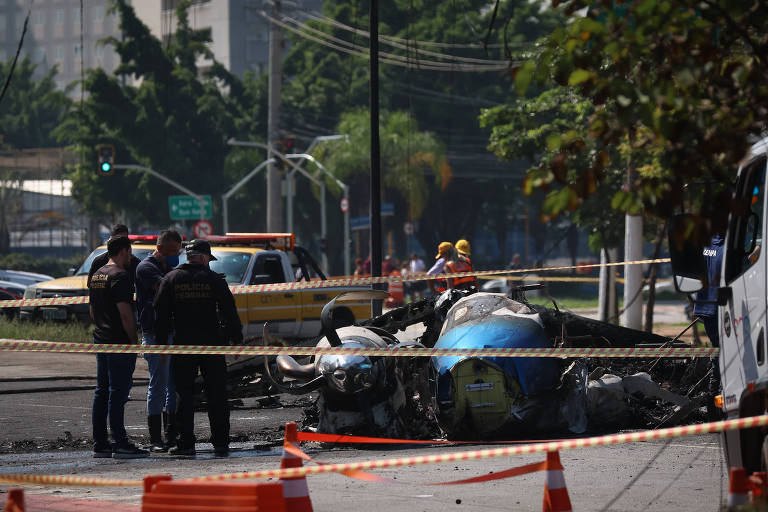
[0,280,25,320]
[0,270,54,287]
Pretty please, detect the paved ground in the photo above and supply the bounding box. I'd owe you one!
[1,303,730,511]
[0,434,727,511]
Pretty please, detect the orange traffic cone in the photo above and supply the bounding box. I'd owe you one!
[3,488,24,512]
[727,467,750,507]
[280,422,313,512]
[542,451,572,512]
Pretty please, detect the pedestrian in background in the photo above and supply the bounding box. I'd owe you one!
[90,235,148,459]
[428,242,453,294]
[135,229,182,452]
[409,253,427,299]
[154,239,243,457]
[353,258,365,277]
[87,224,141,289]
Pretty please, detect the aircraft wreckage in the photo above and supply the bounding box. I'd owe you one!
[216,286,711,440]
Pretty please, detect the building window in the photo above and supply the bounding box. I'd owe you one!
[34,10,44,26]
[55,9,64,25]
[93,5,105,21]
[55,45,64,62]
[35,47,45,62]
[94,45,104,58]
[72,8,80,28]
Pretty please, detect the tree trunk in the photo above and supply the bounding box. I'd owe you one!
[644,223,667,333]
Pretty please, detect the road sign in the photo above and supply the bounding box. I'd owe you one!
[169,195,212,220]
[403,221,414,235]
[340,197,349,213]
[350,216,370,231]
[382,202,394,216]
[193,220,214,238]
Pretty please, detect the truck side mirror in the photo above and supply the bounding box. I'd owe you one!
[66,267,77,276]
[668,214,707,294]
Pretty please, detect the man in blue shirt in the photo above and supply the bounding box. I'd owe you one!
[135,229,182,452]
[693,233,724,418]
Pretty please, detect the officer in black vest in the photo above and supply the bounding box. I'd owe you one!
[154,239,243,457]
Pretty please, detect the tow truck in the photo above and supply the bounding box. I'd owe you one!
[669,137,768,473]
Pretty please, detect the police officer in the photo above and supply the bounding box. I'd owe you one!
[693,233,724,419]
[153,239,243,457]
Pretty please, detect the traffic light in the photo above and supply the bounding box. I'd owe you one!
[273,135,298,173]
[97,144,115,176]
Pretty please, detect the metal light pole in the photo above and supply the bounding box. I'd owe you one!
[267,0,283,232]
[113,164,205,221]
[370,0,382,316]
[221,158,274,233]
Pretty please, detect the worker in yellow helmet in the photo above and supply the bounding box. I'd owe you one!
[446,239,477,290]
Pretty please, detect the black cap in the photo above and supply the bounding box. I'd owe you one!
[185,239,217,261]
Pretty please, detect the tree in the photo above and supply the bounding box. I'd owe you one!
[55,0,257,227]
[498,0,768,239]
[0,57,71,149]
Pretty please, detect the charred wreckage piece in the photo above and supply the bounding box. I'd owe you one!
[255,286,710,440]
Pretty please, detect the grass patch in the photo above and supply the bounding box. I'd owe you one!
[0,316,93,343]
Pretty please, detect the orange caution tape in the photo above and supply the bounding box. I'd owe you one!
[295,431,559,445]
[0,339,720,358]
[0,257,671,309]
[283,441,547,486]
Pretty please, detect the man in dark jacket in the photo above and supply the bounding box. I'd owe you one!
[135,229,182,452]
[90,235,148,459]
[154,239,243,457]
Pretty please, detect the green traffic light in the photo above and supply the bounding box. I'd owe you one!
[100,162,112,173]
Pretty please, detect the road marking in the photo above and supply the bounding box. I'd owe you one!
[17,403,90,410]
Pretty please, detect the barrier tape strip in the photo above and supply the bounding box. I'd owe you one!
[0,414,762,488]
[296,431,562,445]
[0,257,671,309]
[0,339,720,358]
[284,441,548,486]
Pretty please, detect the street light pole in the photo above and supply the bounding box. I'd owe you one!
[221,158,274,233]
[112,164,205,222]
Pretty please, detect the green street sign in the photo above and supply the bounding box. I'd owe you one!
[168,195,212,220]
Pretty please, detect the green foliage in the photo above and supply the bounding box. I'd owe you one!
[0,57,71,149]
[0,252,85,278]
[313,109,449,219]
[55,0,257,226]
[505,0,768,235]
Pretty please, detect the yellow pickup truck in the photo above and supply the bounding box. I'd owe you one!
[20,233,371,339]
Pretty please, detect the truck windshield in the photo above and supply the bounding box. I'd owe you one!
[177,250,252,284]
[75,248,153,275]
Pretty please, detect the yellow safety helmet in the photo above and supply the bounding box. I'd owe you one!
[455,239,471,256]
[436,241,453,259]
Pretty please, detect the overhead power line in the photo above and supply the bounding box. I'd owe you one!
[293,9,536,50]
[261,11,513,72]
[296,11,518,65]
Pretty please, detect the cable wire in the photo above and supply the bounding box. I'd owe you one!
[0,8,30,107]
[261,11,512,72]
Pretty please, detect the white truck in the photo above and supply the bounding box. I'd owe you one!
[669,137,768,473]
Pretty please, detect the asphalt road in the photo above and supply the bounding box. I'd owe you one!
[0,434,727,511]
[0,347,731,511]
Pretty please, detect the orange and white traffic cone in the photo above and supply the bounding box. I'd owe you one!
[727,467,750,508]
[542,451,572,512]
[3,488,24,512]
[280,422,313,512]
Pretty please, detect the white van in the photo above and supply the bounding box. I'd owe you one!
[669,137,768,473]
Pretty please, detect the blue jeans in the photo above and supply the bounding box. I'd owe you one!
[92,341,137,447]
[142,333,176,415]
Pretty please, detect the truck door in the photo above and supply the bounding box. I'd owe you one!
[721,155,768,416]
[246,252,300,338]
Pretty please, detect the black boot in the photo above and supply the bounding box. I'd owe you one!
[163,411,178,448]
[148,415,167,453]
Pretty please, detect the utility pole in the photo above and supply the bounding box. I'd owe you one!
[267,0,284,232]
[370,0,383,316]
